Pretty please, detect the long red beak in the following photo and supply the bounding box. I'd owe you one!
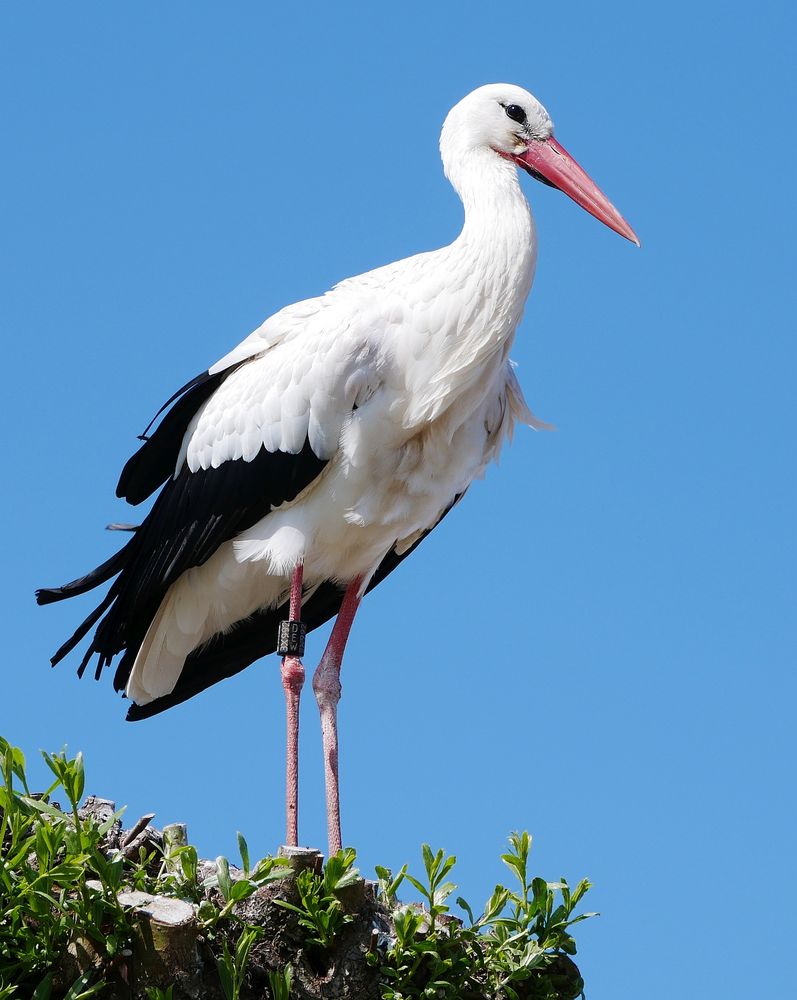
[515,137,640,245]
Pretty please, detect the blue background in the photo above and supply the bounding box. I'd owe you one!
[2,2,794,997]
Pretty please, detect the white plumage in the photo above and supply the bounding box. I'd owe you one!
[125,84,560,705]
[128,292,541,704]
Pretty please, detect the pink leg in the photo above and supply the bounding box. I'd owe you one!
[281,564,305,846]
[312,577,363,857]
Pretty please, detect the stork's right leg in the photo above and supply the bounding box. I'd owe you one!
[279,563,305,846]
[312,577,363,857]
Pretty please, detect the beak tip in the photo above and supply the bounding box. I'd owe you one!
[620,223,641,247]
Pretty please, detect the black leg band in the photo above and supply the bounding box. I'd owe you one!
[277,620,307,657]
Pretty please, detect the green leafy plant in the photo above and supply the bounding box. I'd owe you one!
[60,973,109,1000]
[0,738,127,997]
[189,847,290,994]
[481,832,594,997]
[197,851,289,929]
[182,837,288,994]
[267,965,293,1000]
[375,864,408,906]
[217,925,263,1000]
[374,832,595,1000]
[276,847,360,956]
[2,737,595,999]
[0,737,287,999]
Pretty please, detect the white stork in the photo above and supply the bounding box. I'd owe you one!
[38,84,638,855]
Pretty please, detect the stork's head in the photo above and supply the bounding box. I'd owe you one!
[441,83,639,245]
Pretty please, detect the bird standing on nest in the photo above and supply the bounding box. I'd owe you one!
[38,83,638,855]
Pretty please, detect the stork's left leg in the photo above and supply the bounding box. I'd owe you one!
[312,576,363,857]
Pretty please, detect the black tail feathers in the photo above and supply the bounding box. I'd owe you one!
[36,540,134,607]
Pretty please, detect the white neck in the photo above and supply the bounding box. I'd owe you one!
[440,148,537,359]
[447,146,536,306]
[392,147,538,426]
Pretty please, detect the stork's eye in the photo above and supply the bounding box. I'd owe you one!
[505,104,527,125]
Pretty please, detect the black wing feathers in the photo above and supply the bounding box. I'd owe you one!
[40,364,329,689]
[101,440,326,681]
[36,536,136,606]
[117,367,243,505]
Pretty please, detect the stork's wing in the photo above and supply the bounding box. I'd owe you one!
[38,305,380,686]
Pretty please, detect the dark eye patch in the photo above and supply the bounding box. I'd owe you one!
[504,104,527,125]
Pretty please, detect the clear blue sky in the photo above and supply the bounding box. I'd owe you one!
[2,2,794,997]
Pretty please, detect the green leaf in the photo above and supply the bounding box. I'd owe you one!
[179,844,199,885]
[42,749,63,783]
[97,806,126,838]
[63,973,106,1000]
[20,796,69,820]
[456,895,475,925]
[235,925,262,968]
[231,879,255,902]
[274,899,305,917]
[6,744,28,788]
[72,752,85,806]
[531,876,549,912]
[266,965,292,1000]
[404,873,428,897]
[216,855,232,902]
[501,852,524,875]
[31,974,53,1000]
[438,854,457,881]
[237,831,250,876]
[197,899,218,924]
[482,885,511,922]
[570,878,592,908]
[323,847,359,893]
[216,940,235,1000]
